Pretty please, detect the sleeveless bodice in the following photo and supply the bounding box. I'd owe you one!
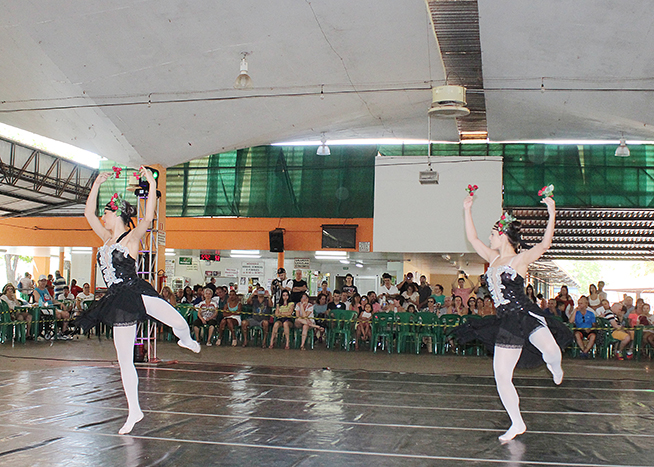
[97,243,138,287]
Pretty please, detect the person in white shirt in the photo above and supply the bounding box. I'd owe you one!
[75,283,95,311]
[378,273,399,296]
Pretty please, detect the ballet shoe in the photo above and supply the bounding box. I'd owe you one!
[177,339,201,353]
[547,363,564,385]
[118,410,144,435]
[498,422,526,443]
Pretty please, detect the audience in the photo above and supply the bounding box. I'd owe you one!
[378,273,399,296]
[355,302,373,350]
[430,284,446,308]
[604,303,633,360]
[587,284,601,312]
[218,289,242,347]
[417,275,432,309]
[475,275,490,300]
[525,284,537,304]
[451,275,476,305]
[75,283,95,311]
[402,283,420,310]
[294,293,323,350]
[556,285,574,318]
[243,287,272,347]
[161,286,177,306]
[1,283,31,339]
[290,269,308,304]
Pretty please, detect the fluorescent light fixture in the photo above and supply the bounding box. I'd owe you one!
[165,249,175,253]
[231,250,260,255]
[72,247,92,251]
[230,254,262,259]
[315,256,344,261]
[314,251,347,257]
[339,259,350,264]
[355,262,363,268]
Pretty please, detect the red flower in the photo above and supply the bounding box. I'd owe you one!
[112,166,122,179]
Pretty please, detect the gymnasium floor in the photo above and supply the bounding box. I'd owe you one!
[0,340,653,466]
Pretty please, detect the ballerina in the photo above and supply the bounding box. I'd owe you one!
[78,167,200,435]
[458,194,572,442]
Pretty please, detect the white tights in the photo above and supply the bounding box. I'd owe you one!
[114,295,200,435]
[494,326,563,442]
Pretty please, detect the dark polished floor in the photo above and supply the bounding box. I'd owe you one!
[1,345,654,467]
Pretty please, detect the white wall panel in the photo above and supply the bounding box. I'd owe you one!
[373,156,503,253]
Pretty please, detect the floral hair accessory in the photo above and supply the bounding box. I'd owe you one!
[538,184,554,198]
[466,184,479,196]
[108,193,124,217]
[112,166,122,179]
[496,212,517,235]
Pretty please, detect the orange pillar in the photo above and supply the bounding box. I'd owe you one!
[90,247,98,292]
[33,256,50,279]
[277,252,284,271]
[59,248,65,276]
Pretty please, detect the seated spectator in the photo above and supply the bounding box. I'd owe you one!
[33,274,70,339]
[402,283,420,310]
[537,293,547,310]
[18,272,34,301]
[1,283,31,339]
[622,295,635,316]
[439,296,454,316]
[544,298,558,317]
[161,286,177,306]
[75,283,95,311]
[243,287,272,347]
[569,295,597,357]
[174,288,184,303]
[355,302,373,350]
[367,291,382,313]
[57,286,75,333]
[451,275,476,304]
[294,293,324,350]
[218,289,242,346]
[467,296,478,315]
[318,280,332,303]
[180,286,194,304]
[70,279,83,297]
[451,295,467,316]
[423,297,439,313]
[350,293,363,313]
[594,298,611,317]
[192,285,205,305]
[312,292,329,342]
[555,285,574,317]
[556,301,568,319]
[604,303,634,360]
[406,304,418,313]
[193,288,220,345]
[479,296,496,316]
[525,284,537,304]
[587,284,602,312]
[476,297,485,315]
[640,304,654,354]
[430,284,446,308]
[269,289,294,349]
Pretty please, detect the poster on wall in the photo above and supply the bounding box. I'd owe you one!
[294,258,310,269]
[241,261,264,276]
[224,268,238,278]
[165,259,175,278]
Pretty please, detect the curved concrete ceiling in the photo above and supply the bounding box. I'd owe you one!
[1,1,653,167]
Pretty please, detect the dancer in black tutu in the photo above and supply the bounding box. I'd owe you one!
[78,167,200,435]
[457,193,572,442]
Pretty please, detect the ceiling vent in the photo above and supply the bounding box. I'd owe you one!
[428,85,470,118]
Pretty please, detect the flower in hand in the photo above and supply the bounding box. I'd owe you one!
[466,184,479,196]
[538,184,554,198]
[112,166,122,179]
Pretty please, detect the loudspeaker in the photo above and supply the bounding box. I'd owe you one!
[269,229,284,252]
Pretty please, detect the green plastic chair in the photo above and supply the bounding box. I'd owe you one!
[0,301,26,344]
[415,312,438,354]
[371,311,395,353]
[395,312,417,354]
[329,310,357,351]
[595,317,620,359]
[438,314,461,354]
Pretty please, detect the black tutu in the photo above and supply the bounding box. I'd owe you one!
[455,312,573,369]
[76,278,160,330]
[455,262,573,369]
[75,237,164,331]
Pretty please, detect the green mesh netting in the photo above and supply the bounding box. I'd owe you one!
[166,145,377,218]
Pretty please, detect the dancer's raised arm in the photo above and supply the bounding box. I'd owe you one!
[463,196,496,262]
[517,197,556,265]
[129,167,157,241]
[85,172,112,242]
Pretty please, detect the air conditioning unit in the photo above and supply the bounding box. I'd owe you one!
[428,85,470,118]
